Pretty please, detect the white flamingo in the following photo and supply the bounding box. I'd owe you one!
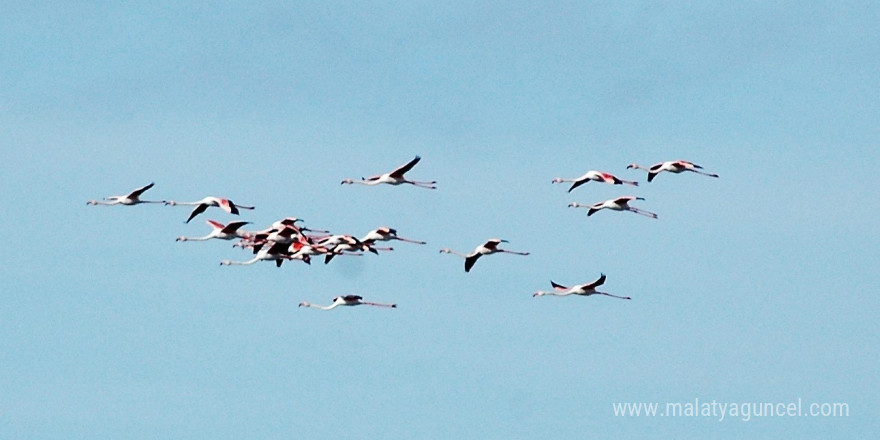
[299,295,397,310]
[627,160,719,182]
[552,171,638,192]
[440,238,530,272]
[87,182,165,206]
[165,196,255,223]
[569,196,658,219]
[176,220,251,242]
[361,227,426,245]
[341,155,436,189]
[220,241,291,267]
[533,274,631,300]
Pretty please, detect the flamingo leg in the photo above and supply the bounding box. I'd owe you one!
[627,208,658,219]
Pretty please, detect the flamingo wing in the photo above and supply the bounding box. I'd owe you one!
[550,281,569,291]
[128,182,155,197]
[220,199,240,215]
[389,155,421,178]
[206,219,226,230]
[567,178,589,193]
[584,273,606,289]
[464,254,481,272]
[221,221,250,234]
[185,204,209,223]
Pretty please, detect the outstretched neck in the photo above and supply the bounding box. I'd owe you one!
[300,302,337,310]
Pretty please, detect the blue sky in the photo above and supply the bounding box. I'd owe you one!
[1,1,877,438]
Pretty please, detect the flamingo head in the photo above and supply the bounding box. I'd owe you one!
[165,200,177,206]
[86,200,97,205]
[297,302,310,308]
[626,163,639,169]
[568,202,581,208]
[439,248,452,254]
[551,178,564,184]
[340,179,353,185]
[532,291,546,297]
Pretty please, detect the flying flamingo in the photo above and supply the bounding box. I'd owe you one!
[165,196,255,223]
[299,295,397,311]
[87,182,165,206]
[176,220,251,242]
[220,241,291,267]
[341,155,436,189]
[361,227,426,245]
[552,171,638,192]
[287,240,334,264]
[439,238,530,272]
[569,196,658,219]
[319,235,393,264]
[532,274,631,300]
[626,160,719,182]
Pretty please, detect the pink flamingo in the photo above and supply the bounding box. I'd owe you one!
[165,196,255,223]
[361,227,426,245]
[569,196,658,219]
[552,171,638,192]
[176,220,251,242]
[440,238,530,272]
[627,160,719,182]
[220,241,291,267]
[341,155,436,189]
[533,274,631,300]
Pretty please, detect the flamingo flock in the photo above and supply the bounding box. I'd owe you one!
[88,156,718,309]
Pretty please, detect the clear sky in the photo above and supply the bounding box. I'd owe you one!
[1,1,877,438]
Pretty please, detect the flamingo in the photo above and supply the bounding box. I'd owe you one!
[165,196,255,223]
[220,241,291,267]
[569,196,658,219]
[439,238,530,272]
[361,227,426,245]
[552,171,638,192]
[341,155,436,189]
[176,220,251,242]
[533,274,631,300]
[87,182,165,206]
[319,235,393,264]
[626,160,719,182]
[299,295,397,310]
